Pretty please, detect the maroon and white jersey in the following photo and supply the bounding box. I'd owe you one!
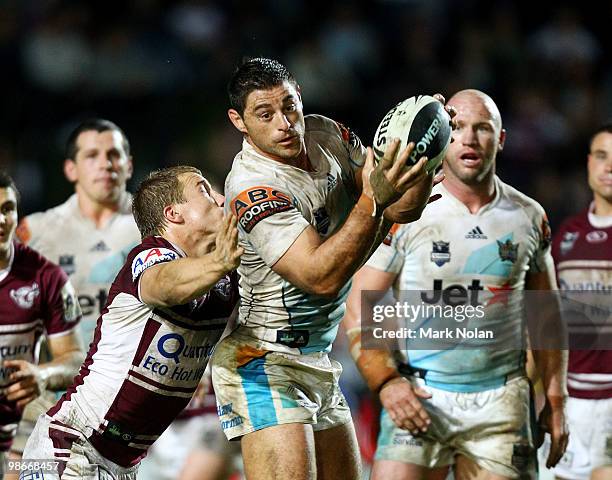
[47,236,238,467]
[0,241,81,450]
[552,205,612,399]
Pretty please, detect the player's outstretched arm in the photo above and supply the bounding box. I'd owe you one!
[273,144,426,297]
[3,331,85,408]
[140,214,243,307]
[342,265,431,435]
[526,268,569,469]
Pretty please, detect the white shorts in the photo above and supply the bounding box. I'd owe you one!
[540,396,612,480]
[211,332,352,440]
[20,414,139,480]
[375,376,536,479]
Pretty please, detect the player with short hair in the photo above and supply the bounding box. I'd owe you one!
[343,89,569,480]
[0,171,83,470]
[212,57,444,480]
[21,166,242,479]
[13,118,142,457]
[545,124,612,480]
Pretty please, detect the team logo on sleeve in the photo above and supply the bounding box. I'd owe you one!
[540,217,552,250]
[61,281,81,323]
[230,186,294,233]
[560,231,579,255]
[497,239,519,263]
[10,283,40,309]
[131,248,178,281]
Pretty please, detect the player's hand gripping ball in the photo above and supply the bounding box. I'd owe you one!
[373,95,452,174]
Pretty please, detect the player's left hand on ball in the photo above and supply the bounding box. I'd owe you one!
[537,397,569,468]
[432,93,457,135]
[2,360,46,408]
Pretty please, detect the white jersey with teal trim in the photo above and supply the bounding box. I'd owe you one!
[367,177,554,392]
[18,193,141,345]
[226,114,366,354]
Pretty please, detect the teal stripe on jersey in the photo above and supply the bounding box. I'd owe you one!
[238,357,278,429]
[88,244,137,282]
[462,233,515,276]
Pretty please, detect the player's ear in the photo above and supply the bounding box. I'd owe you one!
[163,204,184,226]
[228,109,248,135]
[498,128,507,152]
[126,156,134,180]
[64,158,78,183]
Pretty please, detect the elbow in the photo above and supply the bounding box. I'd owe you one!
[308,280,343,298]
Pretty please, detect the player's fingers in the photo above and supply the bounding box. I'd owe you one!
[3,359,25,372]
[17,395,36,409]
[407,398,430,430]
[398,157,428,188]
[432,93,446,105]
[413,386,433,399]
[380,139,401,170]
[388,142,414,178]
[364,147,375,173]
[5,384,31,402]
[433,170,445,186]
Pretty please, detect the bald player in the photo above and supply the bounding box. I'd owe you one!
[343,89,569,480]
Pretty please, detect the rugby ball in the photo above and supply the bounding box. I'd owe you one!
[373,95,452,174]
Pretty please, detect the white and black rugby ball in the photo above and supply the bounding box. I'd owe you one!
[373,95,452,174]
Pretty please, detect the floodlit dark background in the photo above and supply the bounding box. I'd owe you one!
[1,0,611,230]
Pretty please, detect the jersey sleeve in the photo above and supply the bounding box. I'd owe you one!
[228,184,310,267]
[40,265,82,337]
[366,223,406,274]
[528,207,554,274]
[336,121,367,171]
[128,241,182,301]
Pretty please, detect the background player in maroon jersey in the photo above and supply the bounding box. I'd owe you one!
[0,171,84,473]
[546,125,612,480]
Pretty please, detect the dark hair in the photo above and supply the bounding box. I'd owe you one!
[0,170,20,204]
[589,123,612,152]
[228,57,297,115]
[132,165,202,238]
[65,118,130,160]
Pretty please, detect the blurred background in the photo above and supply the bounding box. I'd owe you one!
[0,0,611,231]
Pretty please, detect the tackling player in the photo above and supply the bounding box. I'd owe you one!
[343,89,569,480]
[21,166,242,479]
[212,57,445,480]
[546,124,612,480]
[0,171,83,470]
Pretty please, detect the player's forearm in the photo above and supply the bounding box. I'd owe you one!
[307,195,382,296]
[143,255,229,307]
[39,350,85,390]
[346,327,401,392]
[533,349,568,405]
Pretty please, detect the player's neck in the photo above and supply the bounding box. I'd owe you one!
[592,195,612,217]
[443,174,495,214]
[0,243,12,270]
[76,191,120,229]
